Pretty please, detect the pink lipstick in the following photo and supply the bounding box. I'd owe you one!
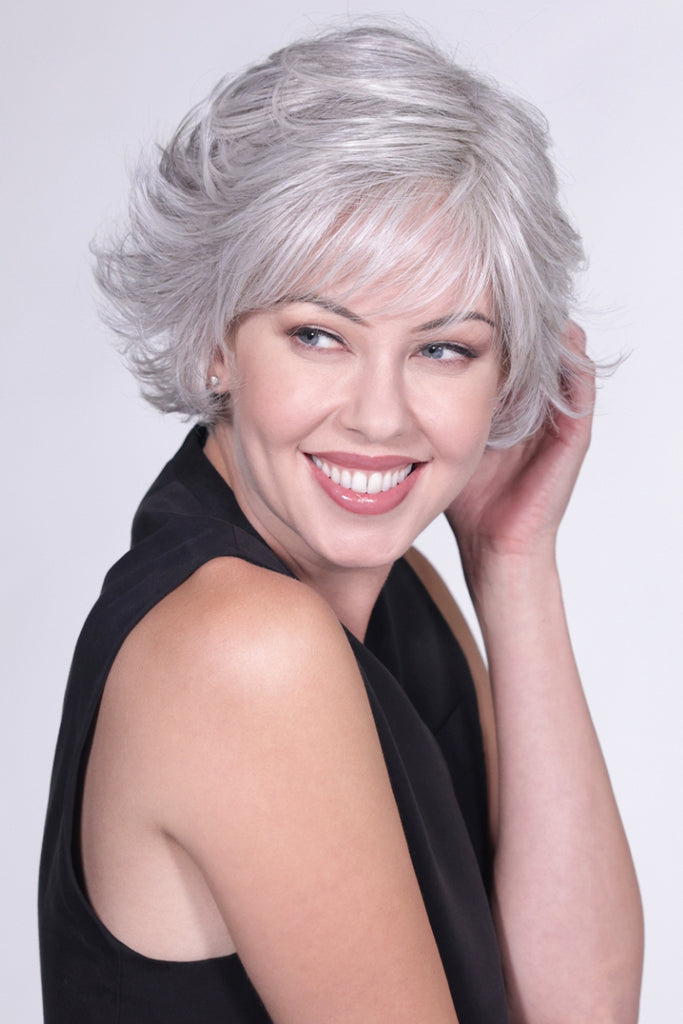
[306,452,424,515]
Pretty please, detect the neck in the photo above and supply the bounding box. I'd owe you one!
[294,561,391,642]
[203,430,391,640]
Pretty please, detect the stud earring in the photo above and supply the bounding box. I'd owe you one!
[209,375,220,388]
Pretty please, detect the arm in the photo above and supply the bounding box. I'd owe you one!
[105,557,459,1024]
[446,325,643,1022]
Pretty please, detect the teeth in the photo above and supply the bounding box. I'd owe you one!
[311,456,413,494]
[367,472,383,494]
[351,470,367,493]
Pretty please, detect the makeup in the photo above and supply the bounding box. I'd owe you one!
[307,453,424,515]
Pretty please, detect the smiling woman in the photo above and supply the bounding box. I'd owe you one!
[203,293,500,600]
[39,22,643,1024]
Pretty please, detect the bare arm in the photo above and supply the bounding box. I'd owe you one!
[96,558,459,1024]
[446,325,643,1022]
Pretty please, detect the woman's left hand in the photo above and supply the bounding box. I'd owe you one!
[446,321,594,575]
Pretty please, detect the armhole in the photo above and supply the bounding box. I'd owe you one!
[404,547,499,840]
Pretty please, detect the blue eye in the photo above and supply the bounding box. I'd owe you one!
[290,326,343,350]
[420,342,476,361]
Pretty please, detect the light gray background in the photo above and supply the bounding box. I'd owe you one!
[3,1,681,1020]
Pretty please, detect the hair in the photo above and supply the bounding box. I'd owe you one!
[93,23,586,447]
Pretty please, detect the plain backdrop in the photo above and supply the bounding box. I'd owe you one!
[2,1,681,1020]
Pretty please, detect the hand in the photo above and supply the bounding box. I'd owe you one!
[446,322,595,576]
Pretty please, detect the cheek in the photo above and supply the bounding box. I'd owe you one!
[233,370,331,447]
[424,382,498,461]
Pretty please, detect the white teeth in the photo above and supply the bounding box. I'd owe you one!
[367,472,383,494]
[312,455,413,494]
[351,470,368,493]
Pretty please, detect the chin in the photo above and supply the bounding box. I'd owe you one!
[311,530,418,574]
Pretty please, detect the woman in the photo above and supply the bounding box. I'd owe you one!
[39,24,643,1024]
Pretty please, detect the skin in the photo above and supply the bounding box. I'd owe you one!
[81,292,643,1023]
[204,292,501,637]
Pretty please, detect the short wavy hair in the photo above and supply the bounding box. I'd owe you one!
[94,23,586,447]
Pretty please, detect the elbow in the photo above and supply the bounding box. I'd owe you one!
[508,959,644,1024]
[505,921,645,1024]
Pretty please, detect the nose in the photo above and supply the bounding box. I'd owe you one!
[338,355,412,444]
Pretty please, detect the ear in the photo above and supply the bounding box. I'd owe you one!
[207,346,233,395]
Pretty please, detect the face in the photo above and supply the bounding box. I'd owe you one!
[207,286,501,582]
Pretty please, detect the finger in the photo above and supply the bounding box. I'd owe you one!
[562,319,587,354]
[558,321,595,414]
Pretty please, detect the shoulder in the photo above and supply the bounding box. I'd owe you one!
[97,552,373,855]
[112,555,358,711]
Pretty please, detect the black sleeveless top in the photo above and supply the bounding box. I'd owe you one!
[39,427,509,1023]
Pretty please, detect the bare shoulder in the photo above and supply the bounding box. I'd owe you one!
[404,547,499,837]
[100,552,376,852]
[89,554,365,858]
[111,556,355,707]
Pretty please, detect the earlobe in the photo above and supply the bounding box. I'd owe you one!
[207,348,233,395]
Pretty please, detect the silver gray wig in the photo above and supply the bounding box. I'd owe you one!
[94,24,586,446]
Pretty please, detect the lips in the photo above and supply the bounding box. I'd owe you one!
[306,452,423,515]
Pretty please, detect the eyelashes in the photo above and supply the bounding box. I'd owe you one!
[418,342,478,362]
[287,326,344,350]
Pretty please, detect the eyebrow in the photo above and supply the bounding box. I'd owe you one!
[415,311,496,331]
[282,296,496,331]
[281,295,368,324]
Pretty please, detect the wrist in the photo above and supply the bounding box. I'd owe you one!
[457,543,562,621]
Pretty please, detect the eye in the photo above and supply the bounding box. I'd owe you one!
[418,342,476,361]
[288,326,344,350]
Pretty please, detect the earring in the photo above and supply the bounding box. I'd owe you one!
[209,375,220,388]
